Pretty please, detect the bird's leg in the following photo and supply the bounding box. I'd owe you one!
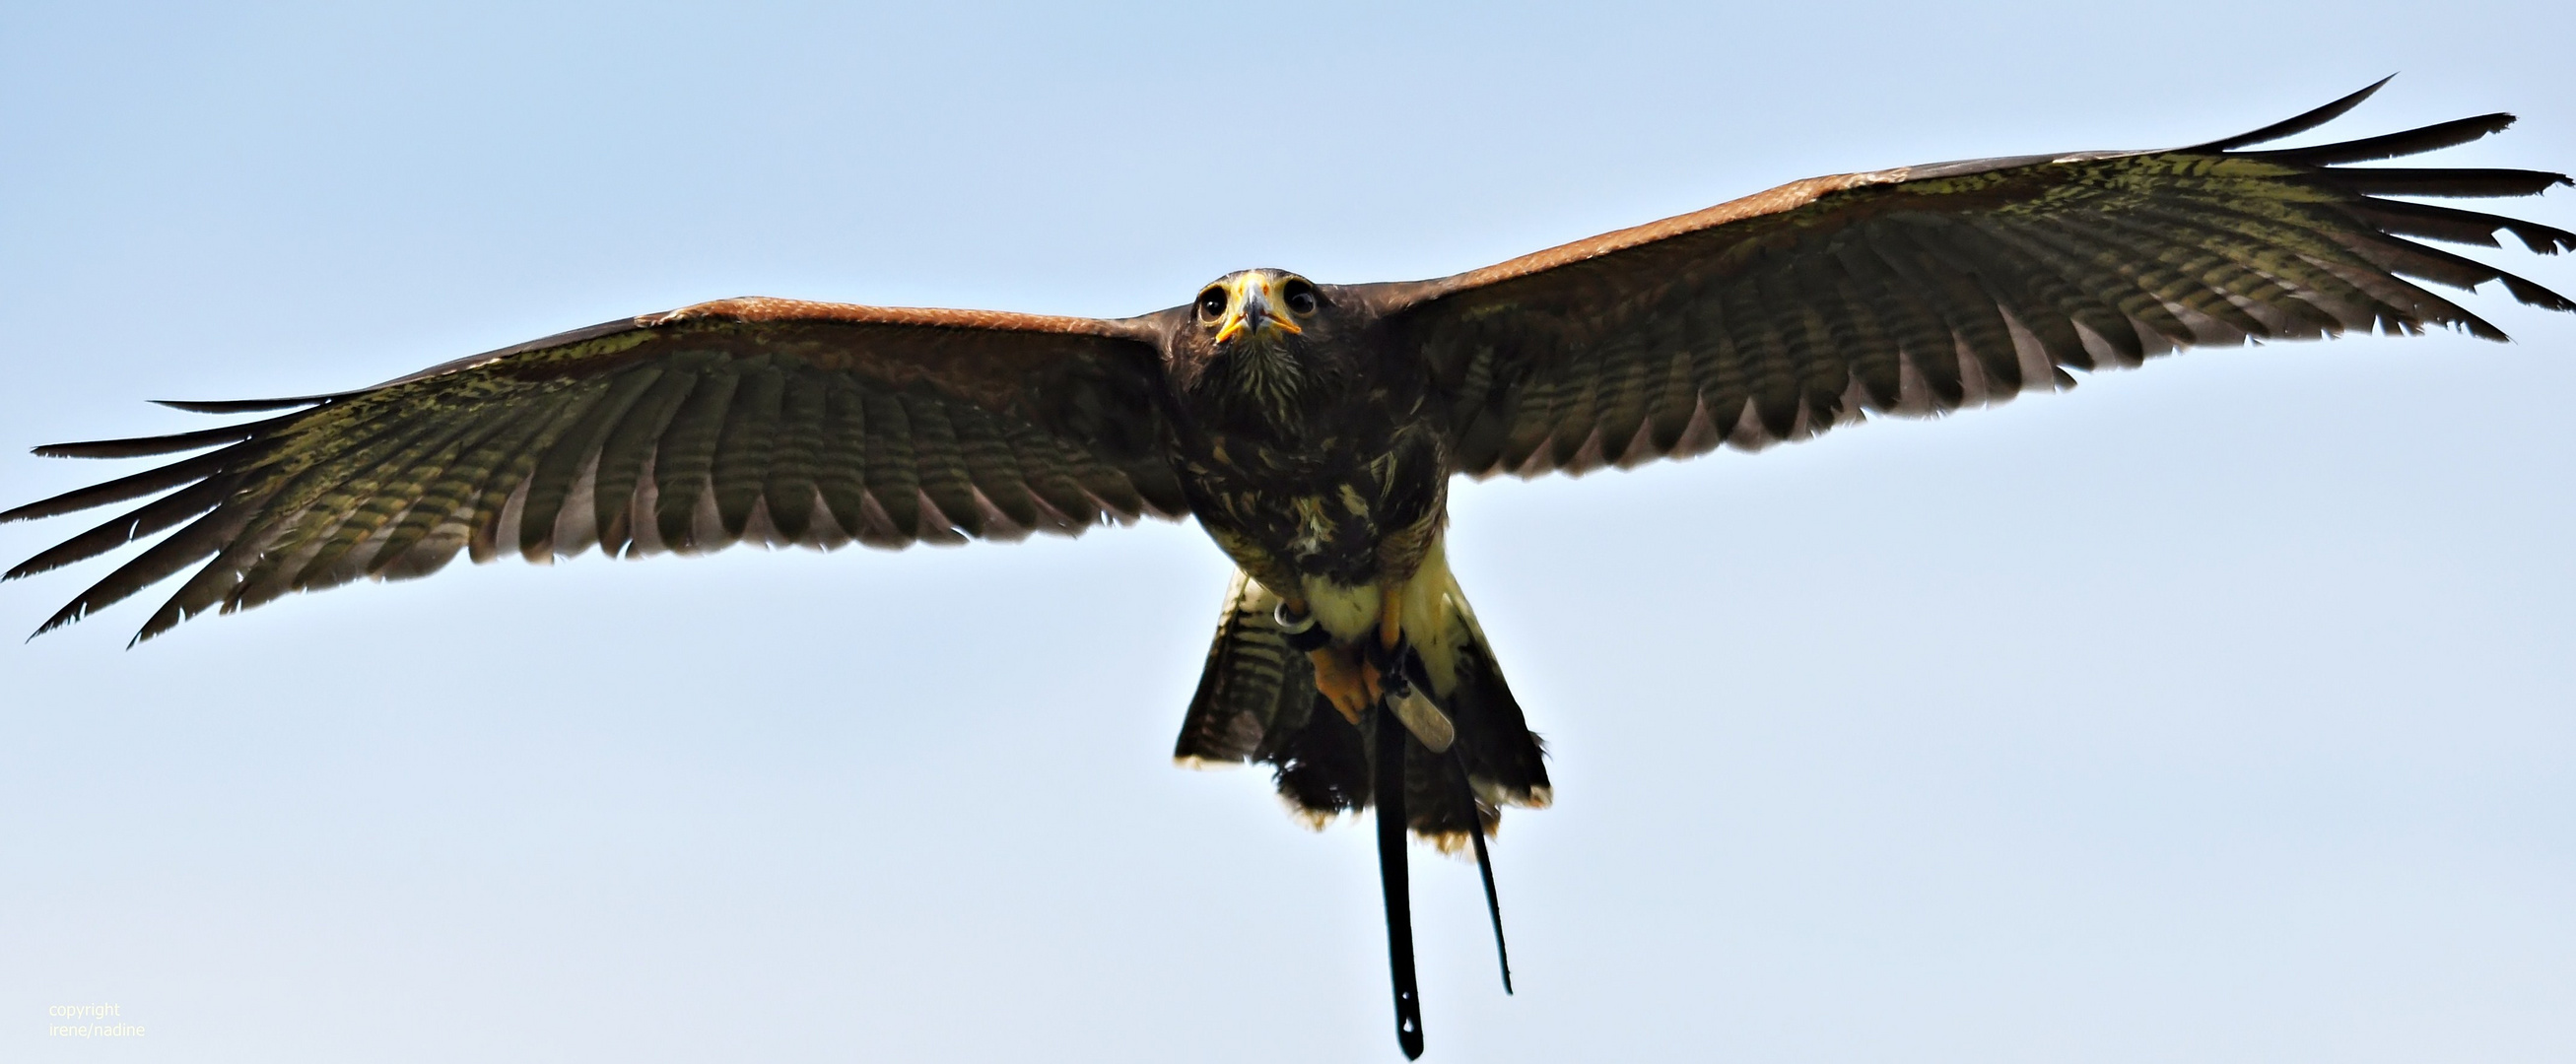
[1309,646,1371,724]
[1279,597,1371,725]
[1360,591,1406,700]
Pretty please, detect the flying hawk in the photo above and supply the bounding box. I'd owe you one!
[7,80,2570,1058]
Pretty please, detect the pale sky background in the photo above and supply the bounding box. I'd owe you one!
[4,2,2572,1061]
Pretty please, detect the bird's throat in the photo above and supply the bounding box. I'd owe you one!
[1210,341,1314,431]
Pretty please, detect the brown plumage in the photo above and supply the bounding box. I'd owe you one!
[7,81,2571,1059]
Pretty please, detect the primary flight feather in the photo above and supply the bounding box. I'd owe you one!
[7,80,2569,1058]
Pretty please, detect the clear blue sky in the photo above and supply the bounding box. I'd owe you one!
[5,2,2572,1061]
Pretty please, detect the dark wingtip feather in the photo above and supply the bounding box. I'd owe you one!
[2347,199,2576,254]
[2431,300,2512,342]
[2192,75,2395,153]
[130,609,179,645]
[35,435,231,460]
[0,448,242,524]
[154,395,337,414]
[2514,222,2576,255]
[29,596,94,639]
[4,478,235,581]
[33,407,309,459]
[2254,113,2516,166]
[2382,237,2575,324]
[2331,168,2572,199]
[2500,273,2576,312]
[21,507,250,641]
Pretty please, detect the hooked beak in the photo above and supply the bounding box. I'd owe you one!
[1214,276,1304,345]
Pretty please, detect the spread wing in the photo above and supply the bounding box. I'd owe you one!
[3,298,1185,642]
[1380,80,2576,478]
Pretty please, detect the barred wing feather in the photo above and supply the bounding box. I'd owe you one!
[2,299,1186,642]
[1390,80,2575,478]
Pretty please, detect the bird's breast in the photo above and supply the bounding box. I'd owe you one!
[1174,418,1448,593]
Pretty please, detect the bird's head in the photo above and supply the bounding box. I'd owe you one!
[1167,268,1358,430]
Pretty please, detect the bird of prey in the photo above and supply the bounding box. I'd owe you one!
[6,80,2570,1058]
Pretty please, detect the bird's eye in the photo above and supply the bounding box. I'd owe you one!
[1281,280,1320,315]
[1196,287,1229,320]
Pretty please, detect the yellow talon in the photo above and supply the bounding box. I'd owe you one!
[1306,588,1412,727]
[1311,646,1370,724]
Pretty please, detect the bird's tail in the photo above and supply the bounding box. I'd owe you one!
[1174,545,1549,845]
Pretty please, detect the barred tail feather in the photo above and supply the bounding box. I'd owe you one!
[1173,570,1370,820]
[1174,548,1550,845]
[1395,542,1550,847]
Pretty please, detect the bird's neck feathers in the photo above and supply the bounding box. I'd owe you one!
[1198,339,1339,437]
